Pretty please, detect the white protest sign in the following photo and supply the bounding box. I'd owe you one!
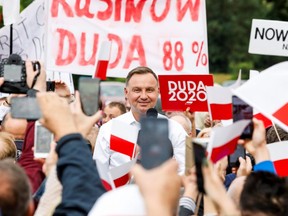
[46,0,209,77]
[0,0,46,61]
[249,19,288,57]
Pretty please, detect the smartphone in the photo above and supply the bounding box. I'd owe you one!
[232,95,254,139]
[34,121,53,158]
[192,138,207,194]
[139,118,173,170]
[228,144,246,168]
[78,77,100,116]
[11,97,42,120]
[46,81,55,92]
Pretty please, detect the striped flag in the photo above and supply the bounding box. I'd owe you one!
[94,41,112,80]
[206,86,233,120]
[96,160,114,191]
[110,120,139,158]
[207,120,251,163]
[234,61,288,132]
[267,141,288,177]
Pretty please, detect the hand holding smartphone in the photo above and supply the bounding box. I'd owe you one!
[78,77,100,116]
[34,121,53,158]
[138,118,173,170]
[232,95,253,139]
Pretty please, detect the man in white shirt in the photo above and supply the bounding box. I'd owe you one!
[93,66,187,174]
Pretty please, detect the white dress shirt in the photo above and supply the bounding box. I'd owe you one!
[93,111,187,174]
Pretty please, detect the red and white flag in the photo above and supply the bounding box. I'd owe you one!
[96,160,115,191]
[228,69,242,90]
[206,86,233,120]
[267,141,288,177]
[249,69,272,128]
[110,158,137,188]
[234,61,288,132]
[94,41,112,80]
[207,119,251,163]
[110,120,139,158]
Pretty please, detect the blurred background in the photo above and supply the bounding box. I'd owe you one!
[0,0,288,85]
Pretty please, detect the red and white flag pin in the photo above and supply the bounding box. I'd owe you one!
[94,41,112,80]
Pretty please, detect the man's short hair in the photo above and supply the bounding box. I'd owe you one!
[107,101,127,115]
[0,132,17,160]
[0,159,32,216]
[266,125,288,144]
[125,66,158,86]
[240,171,288,216]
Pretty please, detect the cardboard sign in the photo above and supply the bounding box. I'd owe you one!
[249,19,288,57]
[159,74,213,112]
[46,0,209,77]
[0,0,45,61]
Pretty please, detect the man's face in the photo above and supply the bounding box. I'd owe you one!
[125,73,159,118]
[102,106,123,124]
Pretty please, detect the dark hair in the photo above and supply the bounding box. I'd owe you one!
[266,125,288,144]
[0,159,32,216]
[125,66,158,86]
[107,101,127,115]
[240,171,288,216]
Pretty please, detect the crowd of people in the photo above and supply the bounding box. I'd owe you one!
[0,60,287,216]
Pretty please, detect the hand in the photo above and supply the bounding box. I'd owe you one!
[0,77,4,86]
[131,160,181,215]
[55,80,71,98]
[236,156,252,177]
[25,61,46,92]
[69,91,103,137]
[238,118,269,163]
[43,142,58,176]
[202,159,240,215]
[181,167,198,201]
[36,92,78,140]
[214,156,228,182]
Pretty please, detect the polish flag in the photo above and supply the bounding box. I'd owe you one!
[206,86,233,120]
[249,70,272,128]
[94,41,112,80]
[233,61,288,132]
[96,160,115,191]
[110,158,137,188]
[267,141,288,177]
[110,120,139,158]
[228,69,242,90]
[207,119,251,163]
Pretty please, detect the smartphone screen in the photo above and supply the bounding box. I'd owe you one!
[78,77,100,116]
[139,118,173,170]
[228,144,246,168]
[34,121,53,158]
[192,138,207,194]
[11,97,42,120]
[232,95,253,139]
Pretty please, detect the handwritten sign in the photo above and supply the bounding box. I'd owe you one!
[159,74,213,112]
[46,0,209,77]
[0,0,45,61]
[249,19,288,57]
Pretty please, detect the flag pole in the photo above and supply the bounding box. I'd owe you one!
[272,121,281,142]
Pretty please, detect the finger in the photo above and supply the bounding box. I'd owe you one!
[130,164,145,180]
[91,110,103,124]
[0,77,4,86]
[74,91,82,110]
[245,156,252,172]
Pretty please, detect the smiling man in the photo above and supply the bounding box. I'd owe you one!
[93,66,186,174]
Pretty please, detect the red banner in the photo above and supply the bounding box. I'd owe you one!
[159,75,213,112]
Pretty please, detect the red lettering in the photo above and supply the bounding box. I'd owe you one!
[114,0,122,21]
[177,0,200,21]
[51,0,74,17]
[75,0,94,18]
[151,0,170,22]
[55,28,77,65]
[124,35,146,68]
[97,0,113,20]
[107,34,122,68]
[79,33,99,66]
[125,1,146,23]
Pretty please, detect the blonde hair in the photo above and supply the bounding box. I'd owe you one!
[0,132,17,160]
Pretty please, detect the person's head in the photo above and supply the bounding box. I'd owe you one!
[266,125,288,144]
[0,159,34,216]
[1,112,27,140]
[240,171,288,216]
[0,132,17,161]
[169,113,192,136]
[125,66,159,121]
[102,101,126,124]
